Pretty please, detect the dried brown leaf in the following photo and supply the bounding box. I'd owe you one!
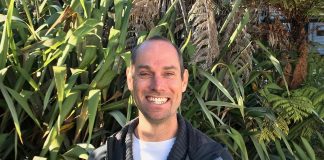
[189,0,219,70]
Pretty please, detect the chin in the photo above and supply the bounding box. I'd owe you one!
[143,112,176,124]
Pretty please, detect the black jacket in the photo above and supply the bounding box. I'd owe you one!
[89,114,233,160]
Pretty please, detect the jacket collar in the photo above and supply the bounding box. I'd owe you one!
[123,114,189,160]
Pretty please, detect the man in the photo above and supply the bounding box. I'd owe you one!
[89,36,233,160]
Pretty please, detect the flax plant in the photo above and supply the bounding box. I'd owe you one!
[0,0,323,159]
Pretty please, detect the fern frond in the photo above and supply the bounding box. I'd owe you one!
[266,93,283,103]
[272,99,290,109]
[126,0,162,49]
[291,86,318,98]
[257,116,289,142]
[229,30,254,83]
[189,0,219,70]
[286,96,313,122]
[301,124,315,139]
[259,127,276,142]
[264,90,314,123]
[312,89,324,106]
[276,116,289,135]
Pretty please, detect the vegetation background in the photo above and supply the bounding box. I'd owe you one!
[0,0,324,159]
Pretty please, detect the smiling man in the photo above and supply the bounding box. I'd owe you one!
[89,36,233,160]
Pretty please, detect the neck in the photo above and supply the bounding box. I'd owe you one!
[135,113,178,142]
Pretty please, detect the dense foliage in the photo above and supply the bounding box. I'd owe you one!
[0,0,323,159]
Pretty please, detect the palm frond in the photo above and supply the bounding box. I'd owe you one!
[126,0,164,49]
[188,0,219,70]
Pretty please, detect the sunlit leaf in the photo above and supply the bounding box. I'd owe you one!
[109,110,126,127]
[86,89,101,146]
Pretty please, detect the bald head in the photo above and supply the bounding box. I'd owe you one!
[131,36,185,77]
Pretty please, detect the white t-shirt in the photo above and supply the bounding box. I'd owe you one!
[132,134,176,160]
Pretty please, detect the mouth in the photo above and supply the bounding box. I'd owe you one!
[146,96,169,105]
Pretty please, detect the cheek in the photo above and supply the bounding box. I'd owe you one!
[133,79,149,95]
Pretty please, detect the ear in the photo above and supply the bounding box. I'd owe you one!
[126,66,134,91]
[181,69,189,92]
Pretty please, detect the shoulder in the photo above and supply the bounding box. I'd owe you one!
[88,130,125,160]
[88,141,107,160]
[185,121,233,160]
[88,118,138,160]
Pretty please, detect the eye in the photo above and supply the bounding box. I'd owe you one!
[138,72,152,78]
[164,72,175,77]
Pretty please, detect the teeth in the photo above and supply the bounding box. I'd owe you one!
[147,97,168,104]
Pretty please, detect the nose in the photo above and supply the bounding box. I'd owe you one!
[150,75,165,92]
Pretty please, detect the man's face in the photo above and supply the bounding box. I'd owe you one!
[127,40,188,123]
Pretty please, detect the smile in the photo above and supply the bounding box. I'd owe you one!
[146,96,169,104]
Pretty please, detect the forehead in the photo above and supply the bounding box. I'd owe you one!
[134,40,180,69]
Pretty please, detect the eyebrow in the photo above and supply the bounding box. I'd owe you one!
[136,65,178,70]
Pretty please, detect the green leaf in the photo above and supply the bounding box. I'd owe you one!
[21,39,61,55]
[20,0,39,40]
[121,51,131,67]
[316,131,324,149]
[250,136,266,160]
[90,54,115,89]
[275,139,286,160]
[65,68,85,96]
[158,0,178,24]
[0,133,9,148]
[116,0,132,54]
[86,89,101,146]
[198,68,235,103]
[114,0,124,29]
[219,0,242,33]
[147,22,168,38]
[53,66,66,112]
[273,127,296,158]
[126,96,133,123]
[180,31,192,53]
[301,137,316,160]
[14,66,39,91]
[79,0,88,18]
[205,101,240,108]
[63,143,94,160]
[188,84,215,128]
[59,91,80,126]
[105,28,120,57]
[57,19,102,66]
[79,46,97,69]
[256,40,290,95]
[43,81,55,114]
[259,139,270,160]
[109,110,127,127]
[68,19,102,46]
[96,69,116,89]
[101,98,128,111]
[0,68,22,143]
[311,109,324,124]
[229,128,248,160]
[41,91,79,156]
[292,141,309,160]
[32,156,47,160]
[75,101,88,143]
[6,87,41,129]
[49,134,64,160]
[0,0,14,69]
[227,9,250,48]
[209,111,225,126]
